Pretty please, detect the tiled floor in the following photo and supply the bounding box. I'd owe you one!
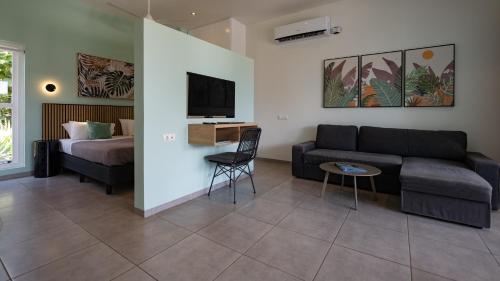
[0,159,500,280]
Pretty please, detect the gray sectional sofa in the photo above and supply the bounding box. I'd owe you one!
[292,125,499,228]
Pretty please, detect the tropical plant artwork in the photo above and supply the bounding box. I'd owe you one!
[77,53,134,100]
[324,56,359,108]
[360,51,402,107]
[404,44,455,107]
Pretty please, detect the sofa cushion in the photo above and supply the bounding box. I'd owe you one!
[303,149,402,175]
[407,129,467,160]
[316,125,358,151]
[358,126,408,156]
[400,157,492,203]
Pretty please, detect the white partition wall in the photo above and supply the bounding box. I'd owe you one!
[134,19,254,214]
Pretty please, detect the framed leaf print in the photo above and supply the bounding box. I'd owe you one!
[404,44,455,107]
[360,51,403,107]
[323,56,360,108]
[77,53,134,100]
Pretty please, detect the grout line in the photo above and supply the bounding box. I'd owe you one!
[407,216,413,281]
[242,254,307,281]
[0,257,12,281]
[110,266,158,281]
[311,207,351,281]
[476,228,500,267]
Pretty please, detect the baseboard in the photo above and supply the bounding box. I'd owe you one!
[0,171,33,181]
[255,157,291,163]
[136,173,251,218]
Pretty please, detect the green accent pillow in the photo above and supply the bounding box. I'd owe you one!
[87,121,113,139]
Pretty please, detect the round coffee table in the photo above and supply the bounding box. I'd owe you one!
[319,162,381,210]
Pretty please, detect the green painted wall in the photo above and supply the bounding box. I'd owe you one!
[0,0,134,176]
[135,19,254,211]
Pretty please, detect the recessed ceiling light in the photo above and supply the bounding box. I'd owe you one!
[191,11,197,16]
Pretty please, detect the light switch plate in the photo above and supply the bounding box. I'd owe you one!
[277,115,288,120]
[163,133,176,142]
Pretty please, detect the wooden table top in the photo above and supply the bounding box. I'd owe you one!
[319,162,382,177]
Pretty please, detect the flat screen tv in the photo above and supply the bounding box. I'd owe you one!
[187,72,235,118]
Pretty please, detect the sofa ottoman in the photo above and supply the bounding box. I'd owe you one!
[400,157,492,228]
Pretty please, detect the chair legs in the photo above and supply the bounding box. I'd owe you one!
[232,169,236,204]
[208,164,218,197]
[247,164,256,194]
[208,162,255,204]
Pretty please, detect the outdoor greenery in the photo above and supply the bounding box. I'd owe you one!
[0,51,13,162]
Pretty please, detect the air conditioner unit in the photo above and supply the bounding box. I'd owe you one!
[274,16,331,43]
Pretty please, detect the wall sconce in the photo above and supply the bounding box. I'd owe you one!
[42,82,58,95]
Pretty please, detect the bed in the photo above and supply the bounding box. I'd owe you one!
[42,103,134,194]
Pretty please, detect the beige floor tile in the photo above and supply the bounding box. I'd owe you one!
[236,198,294,224]
[198,213,273,253]
[0,201,58,225]
[112,267,155,281]
[478,228,500,255]
[0,192,38,209]
[106,219,191,264]
[79,208,148,240]
[278,207,344,242]
[0,224,98,278]
[215,256,300,281]
[335,220,410,265]
[409,215,489,253]
[260,185,309,205]
[410,235,500,281]
[160,199,232,231]
[0,212,76,246]
[346,201,408,233]
[0,264,9,281]
[0,179,28,195]
[140,234,240,281]
[315,246,411,281]
[14,243,133,281]
[412,268,454,281]
[57,198,125,223]
[246,227,330,281]
[298,195,350,218]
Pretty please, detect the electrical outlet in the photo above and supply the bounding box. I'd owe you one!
[277,115,288,120]
[163,133,176,142]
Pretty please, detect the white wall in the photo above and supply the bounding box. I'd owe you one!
[190,18,246,55]
[135,19,254,213]
[247,0,500,161]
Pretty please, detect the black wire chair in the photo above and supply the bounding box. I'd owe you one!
[205,128,262,204]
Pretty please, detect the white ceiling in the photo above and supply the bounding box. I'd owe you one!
[82,0,340,30]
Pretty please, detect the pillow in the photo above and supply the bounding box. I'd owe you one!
[68,121,89,140]
[87,121,113,140]
[62,123,71,137]
[119,119,134,136]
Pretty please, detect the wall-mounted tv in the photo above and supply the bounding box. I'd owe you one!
[187,72,235,118]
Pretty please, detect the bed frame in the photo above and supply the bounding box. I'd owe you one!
[42,103,134,194]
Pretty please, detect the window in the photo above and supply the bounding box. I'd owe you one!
[0,41,24,169]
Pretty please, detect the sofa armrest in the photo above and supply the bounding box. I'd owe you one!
[292,141,316,177]
[466,152,500,210]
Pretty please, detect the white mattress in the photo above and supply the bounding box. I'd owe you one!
[59,136,133,155]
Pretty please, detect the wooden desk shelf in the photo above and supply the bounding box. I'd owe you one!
[188,123,258,146]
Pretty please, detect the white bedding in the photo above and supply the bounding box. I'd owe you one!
[59,136,133,155]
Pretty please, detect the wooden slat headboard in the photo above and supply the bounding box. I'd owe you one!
[42,103,134,139]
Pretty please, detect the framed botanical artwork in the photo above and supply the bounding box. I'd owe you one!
[323,56,360,108]
[360,51,403,107]
[77,53,134,100]
[404,44,455,107]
